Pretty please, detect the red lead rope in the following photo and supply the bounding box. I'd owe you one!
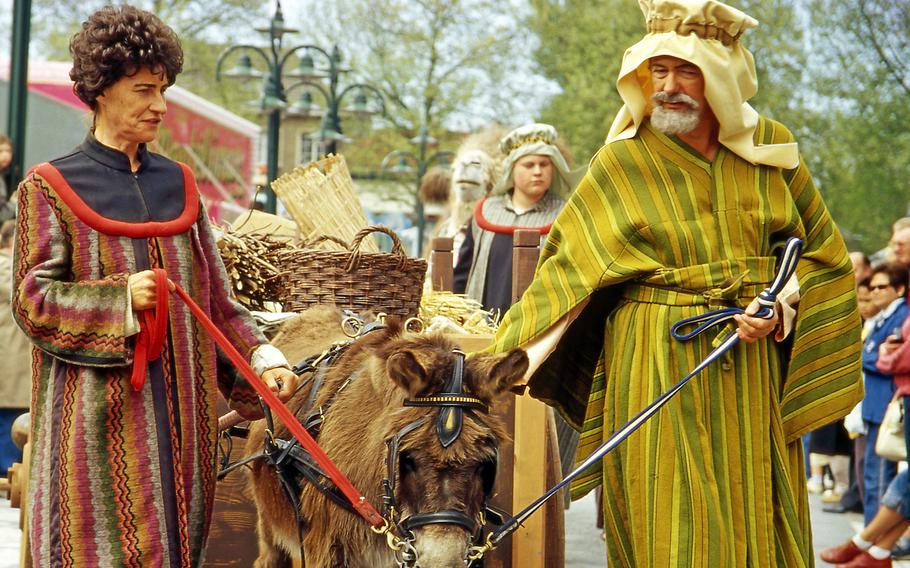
[134,268,386,528]
[131,269,170,391]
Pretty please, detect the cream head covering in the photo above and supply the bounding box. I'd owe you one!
[605,0,799,169]
[496,123,572,196]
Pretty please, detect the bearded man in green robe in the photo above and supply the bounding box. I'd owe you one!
[487,0,862,565]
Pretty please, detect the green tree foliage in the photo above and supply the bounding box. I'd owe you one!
[30,0,267,57]
[803,0,910,250]
[287,0,550,148]
[527,0,641,161]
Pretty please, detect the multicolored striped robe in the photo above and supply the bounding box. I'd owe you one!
[13,136,265,567]
[488,118,862,566]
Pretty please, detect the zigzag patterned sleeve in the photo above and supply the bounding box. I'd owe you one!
[12,175,132,366]
[195,203,267,417]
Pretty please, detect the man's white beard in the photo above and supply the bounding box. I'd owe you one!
[650,92,701,136]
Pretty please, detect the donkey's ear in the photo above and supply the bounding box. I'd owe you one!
[387,350,431,397]
[487,348,529,397]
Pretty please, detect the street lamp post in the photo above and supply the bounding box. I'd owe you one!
[381,126,453,257]
[284,44,386,156]
[215,1,383,213]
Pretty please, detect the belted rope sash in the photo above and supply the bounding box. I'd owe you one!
[470,238,804,558]
[131,268,385,528]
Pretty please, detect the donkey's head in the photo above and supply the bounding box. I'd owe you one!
[376,333,528,567]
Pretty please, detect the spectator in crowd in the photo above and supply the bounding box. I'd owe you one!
[851,251,873,284]
[807,422,852,502]
[860,264,909,525]
[859,278,881,322]
[0,135,14,222]
[821,469,910,567]
[0,220,30,473]
[823,278,882,515]
[887,219,910,265]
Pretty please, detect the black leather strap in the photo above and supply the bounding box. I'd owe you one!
[399,510,478,535]
[384,417,428,503]
[436,350,466,448]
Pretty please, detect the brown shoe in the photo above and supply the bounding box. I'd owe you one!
[836,551,892,567]
[820,540,862,563]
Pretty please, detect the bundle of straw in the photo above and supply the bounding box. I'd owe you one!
[418,284,499,335]
[271,154,378,252]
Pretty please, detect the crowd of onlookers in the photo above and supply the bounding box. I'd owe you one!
[819,219,910,567]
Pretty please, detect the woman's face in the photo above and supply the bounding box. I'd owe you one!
[0,144,11,171]
[857,285,879,320]
[95,67,169,146]
[869,272,904,310]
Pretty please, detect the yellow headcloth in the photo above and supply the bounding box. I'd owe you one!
[605,0,799,169]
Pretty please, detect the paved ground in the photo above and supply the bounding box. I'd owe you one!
[0,489,905,566]
[0,497,19,568]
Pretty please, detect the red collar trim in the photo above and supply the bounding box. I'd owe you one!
[473,197,553,235]
[32,162,199,238]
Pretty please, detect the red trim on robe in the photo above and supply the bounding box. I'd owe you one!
[32,162,199,238]
[472,197,554,235]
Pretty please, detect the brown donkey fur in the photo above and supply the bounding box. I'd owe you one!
[245,308,528,567]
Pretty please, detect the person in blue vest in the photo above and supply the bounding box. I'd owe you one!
[861,263,910,526]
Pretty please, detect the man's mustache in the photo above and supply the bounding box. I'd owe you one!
[652,91,700,110]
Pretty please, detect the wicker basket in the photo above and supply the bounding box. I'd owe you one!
[277,226,427,317]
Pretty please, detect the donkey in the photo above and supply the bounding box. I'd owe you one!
[244,307,528,567]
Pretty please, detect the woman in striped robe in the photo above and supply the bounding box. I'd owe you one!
[12,6,297,566]
[487,1,862,566]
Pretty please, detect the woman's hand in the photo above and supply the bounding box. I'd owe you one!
[128,270,175,310]
[733,298,779,344]
[261,367,299,402]
[880,336,904,356]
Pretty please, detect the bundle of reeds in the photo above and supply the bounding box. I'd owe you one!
[271,154,378,252]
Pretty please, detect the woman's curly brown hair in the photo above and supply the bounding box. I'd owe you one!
[69,5,183,110]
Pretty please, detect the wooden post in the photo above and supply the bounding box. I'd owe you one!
[17,421,31,568]
[430,237,454,291]
[512,230,564,568]
[18,440,30,568]
[511,230,540,304]
[203,399,261,567]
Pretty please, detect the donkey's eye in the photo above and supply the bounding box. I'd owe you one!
[478,458,497,495]
[400,451,418,477]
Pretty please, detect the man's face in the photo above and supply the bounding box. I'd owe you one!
[869,272,904,310]
[512,154,552,204]
[890,228,910,265]
[649,56,708,136]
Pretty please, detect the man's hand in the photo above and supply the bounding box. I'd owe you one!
[733,298,779,344]
[261,367,298,402]
[128,270,175,310]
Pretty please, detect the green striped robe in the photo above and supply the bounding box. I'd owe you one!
[488,118,862,567]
